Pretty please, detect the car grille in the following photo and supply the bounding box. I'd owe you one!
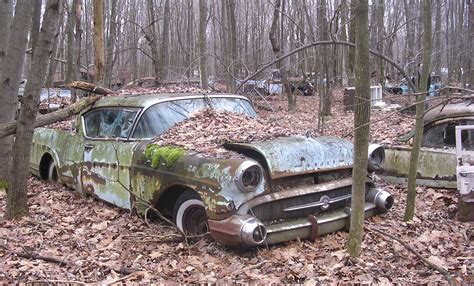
[249,185,353,223]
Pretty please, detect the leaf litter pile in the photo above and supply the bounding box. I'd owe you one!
[152,109,295,158]
[1,88,472,284]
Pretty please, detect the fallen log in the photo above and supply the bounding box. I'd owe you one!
[0,95,101,138]
[68,80,117,95]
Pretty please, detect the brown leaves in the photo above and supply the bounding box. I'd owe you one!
[152,108,296,158]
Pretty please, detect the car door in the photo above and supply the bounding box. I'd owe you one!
[455,125,474,221]
[81,107,140,210]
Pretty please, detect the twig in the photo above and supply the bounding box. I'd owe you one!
[368,228,455,286]
[28,280,86,285]
[101,271,146,285]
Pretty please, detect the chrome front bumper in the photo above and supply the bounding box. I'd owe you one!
[208,188,393,247]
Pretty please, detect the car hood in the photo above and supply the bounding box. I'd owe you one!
[224,136,354,179]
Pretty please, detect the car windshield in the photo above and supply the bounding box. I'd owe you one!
[133,97,256,139]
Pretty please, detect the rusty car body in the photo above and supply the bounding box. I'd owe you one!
[30,93,393,247]
[381,101,474,189]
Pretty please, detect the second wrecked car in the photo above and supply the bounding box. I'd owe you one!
[30,93,393,247]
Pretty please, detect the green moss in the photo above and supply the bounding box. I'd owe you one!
[0,179,8,190]
[145,145,185,169]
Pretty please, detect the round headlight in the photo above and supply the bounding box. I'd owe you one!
[235,161,263,192]
[368,144,385,171]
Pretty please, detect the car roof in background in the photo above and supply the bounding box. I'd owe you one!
[424,101,474,125]
[92,93,248,109]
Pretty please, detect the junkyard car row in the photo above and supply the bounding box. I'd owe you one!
[30,93,394,247]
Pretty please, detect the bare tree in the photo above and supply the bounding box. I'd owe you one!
[0,0,13,66]
[5,0,63,219]
[104,0,117,86]
[198,0,209,89]
[347,0,370,258]
[404,0,432,221]
[93,0,105,84]
[269,0,295,111]
[0,0,33,186]
[159,0,171,80]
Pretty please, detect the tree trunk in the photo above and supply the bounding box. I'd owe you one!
[340,0,349,86]
[226,0,238,92]
[93,0,105,85]
[66,0,77,101]
[0,0,13,67]
[269,0,295,111]
[104,0,117,87]
[319,0,331,116]
[74,0,83,100]
[29,0,42,58]
[347,0,370,258]
[404,0,432,221]
[45,11,64,88]
[0,0,33,187]
[433,0,442,75]
[469,0,474,87]
[5,0,62,220]
[198,0,209,90]
[159,0,170,80]
[146,0,160,85]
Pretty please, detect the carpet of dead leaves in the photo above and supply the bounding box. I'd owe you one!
[0,88,472,284]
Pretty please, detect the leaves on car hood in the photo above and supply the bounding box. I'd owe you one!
[152,108,298,158]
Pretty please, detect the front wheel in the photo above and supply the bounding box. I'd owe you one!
[173,191,208,235]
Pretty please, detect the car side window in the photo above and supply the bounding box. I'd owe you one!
[423,120,474,148]
[83,108,138,139]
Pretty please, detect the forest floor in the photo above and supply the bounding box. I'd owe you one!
[0,89,472,284]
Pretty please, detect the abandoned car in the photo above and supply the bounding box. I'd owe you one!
[30,93,393,247]
[381,101,474,189]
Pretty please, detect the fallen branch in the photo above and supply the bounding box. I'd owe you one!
[0,95,102,138]
[368,228,455,286]
[0,244,69,266]
[68,81,117,95]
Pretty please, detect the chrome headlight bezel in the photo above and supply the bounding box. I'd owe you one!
[235,161,263,192]
[368,144,385,171]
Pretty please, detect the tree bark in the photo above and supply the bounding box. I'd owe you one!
[66,0,77,101]
[93,0,105,85]
[104,0,117,87]
[469,0,474,87]
[404,0,432,221]
[347,0,370,258]
[5,0,62,220]
[269,0,295,111]
[159,0,170,80]
[0,0,33,187]
[198,0,209,90]
[0,0,13,67]
[146,0,160,85]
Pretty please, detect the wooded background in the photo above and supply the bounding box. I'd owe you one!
[1,0,472,91]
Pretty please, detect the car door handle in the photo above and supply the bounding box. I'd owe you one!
[84,144,94,151]
[459,171,474,177]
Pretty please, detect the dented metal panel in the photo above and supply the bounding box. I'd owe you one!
[226,136,354,179]
[381,145,456,188]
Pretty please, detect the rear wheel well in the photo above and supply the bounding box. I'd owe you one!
[152,185,197,219]
[39,153,54,180]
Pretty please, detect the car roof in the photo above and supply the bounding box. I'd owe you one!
[424,101,474,125]
[92,93,248,109]
[397,101,474,142]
